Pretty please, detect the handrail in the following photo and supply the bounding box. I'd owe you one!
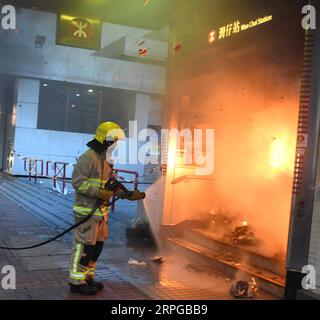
[113,168,139,191]
[171,175,214,185]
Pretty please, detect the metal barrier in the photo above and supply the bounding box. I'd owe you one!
[22,156,142,210]
[46,161,52,177]
[53,162,69,195]
[23,158,68,193]
[23,158,44,183]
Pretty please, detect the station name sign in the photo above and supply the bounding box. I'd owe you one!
[209,15,273,43]
[241,15,272,31]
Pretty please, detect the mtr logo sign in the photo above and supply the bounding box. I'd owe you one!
[68,18,93,39]
[57,14,102,50]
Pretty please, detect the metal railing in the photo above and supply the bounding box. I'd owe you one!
[23,157,142,211]
[52,162,70,195]
[23,158,44,183]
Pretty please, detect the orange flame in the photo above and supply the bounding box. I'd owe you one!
[242,221,248,227]
[269,137,293,171]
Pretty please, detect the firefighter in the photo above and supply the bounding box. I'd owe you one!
[68,122,125,295]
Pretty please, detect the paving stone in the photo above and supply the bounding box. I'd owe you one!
[0,176,277,300]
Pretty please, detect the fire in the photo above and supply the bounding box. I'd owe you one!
[269,137,293,170]
[242,221,248,227]
[167,138,177,174]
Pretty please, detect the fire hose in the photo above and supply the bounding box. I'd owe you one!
[0,178,146,251]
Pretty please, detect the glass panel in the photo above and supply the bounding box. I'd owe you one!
[37,80,136,134]
[66,85,99,134]
[38,81,68,132]
[100,87,136,130]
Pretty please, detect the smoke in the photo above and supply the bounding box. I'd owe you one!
[174,45,301,257]
[142,0,304,260]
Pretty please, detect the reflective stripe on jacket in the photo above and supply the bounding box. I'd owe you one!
[72,149,112,220]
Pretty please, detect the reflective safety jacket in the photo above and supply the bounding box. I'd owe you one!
[72,148,112,220]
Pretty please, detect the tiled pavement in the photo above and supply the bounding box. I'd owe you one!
[0,174,276,300]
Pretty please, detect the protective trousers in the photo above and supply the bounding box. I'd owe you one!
[69,216,108,285]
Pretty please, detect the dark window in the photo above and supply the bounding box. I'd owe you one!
[66,85,99,134]
[37,80,136,134]
[37,81,68,132]
[100,87,136,131]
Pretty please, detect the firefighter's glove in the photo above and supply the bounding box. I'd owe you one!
[98,189,114,202]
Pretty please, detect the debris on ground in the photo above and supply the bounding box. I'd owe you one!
[185,264,223,278]
[208,210,233,234]
[224,253,236,263]
[128,258,147,266]
[207,209,261,247]
[185,264,207,274]
[230,223,259,246]
[217,253,242,268]
[230,277,258,298]
[152,256,166,264]
[209,211,233,226]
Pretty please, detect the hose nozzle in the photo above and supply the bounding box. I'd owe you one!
[125,191,146,201]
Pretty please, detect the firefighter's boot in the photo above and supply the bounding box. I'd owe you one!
[85,242,105,291]
[69,283,98,295]
[86,278,104,291]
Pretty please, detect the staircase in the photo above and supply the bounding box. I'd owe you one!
[165,226,286,298]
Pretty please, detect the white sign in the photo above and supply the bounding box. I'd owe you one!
[302,5,316,30]
[302,265,316,290]
[1,5,16,30]
[1,265,16,290]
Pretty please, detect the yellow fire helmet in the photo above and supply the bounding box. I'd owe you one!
[95,122,126,144]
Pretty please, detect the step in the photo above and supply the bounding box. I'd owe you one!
[184,228,286,276]
[165,236,285,298]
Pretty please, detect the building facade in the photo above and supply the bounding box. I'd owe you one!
[0,8,168,177]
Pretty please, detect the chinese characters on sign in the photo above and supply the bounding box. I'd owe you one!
[57,14,102,50]
[208,30,216,43]
[209,15,273,44]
